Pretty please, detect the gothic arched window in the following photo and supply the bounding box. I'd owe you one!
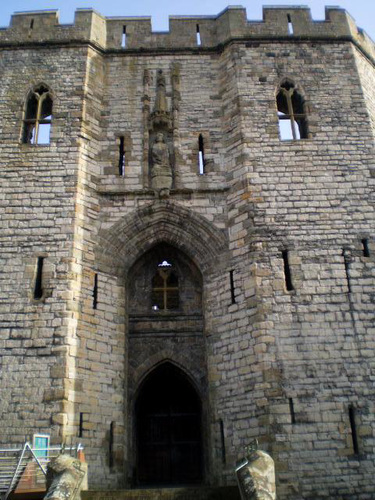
[151,260,179,311]
[22,85,53,144]
[277,81,308,140]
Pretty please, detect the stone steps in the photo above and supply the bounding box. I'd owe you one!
[82,486,240,500]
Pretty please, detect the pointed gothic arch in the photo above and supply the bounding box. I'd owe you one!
[95,202,222,486]
[134,361,203,485]
[22,83,53,144]
[127,242,202,318]
[133,358,203,409]
[95,201,228,277]
[276,77,308,140]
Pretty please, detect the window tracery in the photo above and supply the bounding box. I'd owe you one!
[277,80,308,140]
[22,85,53,144]
[151,260,179,311]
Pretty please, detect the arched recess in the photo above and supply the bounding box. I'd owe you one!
[127,242,202,318]
[95,200,228,278]
[126,241,208,485]
[132,356,204,400]
[94,201,226,486]
[135,361,203,486]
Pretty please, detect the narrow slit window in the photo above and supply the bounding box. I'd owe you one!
[277,81,307,140]
[342,249,351,293]
[121,26,127,48]
[219,419,226,465]
[93,273,98,309]
[282,250,294,291]
[23,85,53,144]
[289,398,296,424]
[198,134,205,175]
[229,270,236,304]
[109,422,115,468]
[362,238,370,257]
[30,19,34,30]
[196,24,201,46]
[34,257,44,300]
[78,412,84,438]
[349,406,359,455]
[119,136,125,176]
[287,14,294,35]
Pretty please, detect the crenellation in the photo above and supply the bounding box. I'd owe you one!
[77,9,107,49]
[0,6,373,60]
[10,10,60,29]
[106,17,151,50]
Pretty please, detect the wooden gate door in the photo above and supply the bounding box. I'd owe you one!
[136,363,203,485]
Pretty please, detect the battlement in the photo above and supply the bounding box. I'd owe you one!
[0,5,374,60]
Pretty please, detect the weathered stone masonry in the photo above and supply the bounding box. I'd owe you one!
[0,5,374,498]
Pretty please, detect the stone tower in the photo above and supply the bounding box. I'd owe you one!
[0,5,374,499]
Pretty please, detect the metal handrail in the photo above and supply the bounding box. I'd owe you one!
[0,442,83,500]
[6,443,29,499]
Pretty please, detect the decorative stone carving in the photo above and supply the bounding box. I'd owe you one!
[147,69,175,197]
[150,132,173,197]
[235,440,276,500]
[44,454,87,500]
[155,69,168,114]
[150,69,172,131]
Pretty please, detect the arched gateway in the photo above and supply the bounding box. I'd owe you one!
[127,241,206,484]
[95,202,228,487]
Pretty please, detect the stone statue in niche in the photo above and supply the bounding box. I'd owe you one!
[150,132,172,196]
[148,69,174,197]
[155,69,168,114]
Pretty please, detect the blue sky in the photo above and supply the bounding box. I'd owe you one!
[0,0,374,38]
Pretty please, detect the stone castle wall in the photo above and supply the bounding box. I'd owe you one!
[0,5,374,499]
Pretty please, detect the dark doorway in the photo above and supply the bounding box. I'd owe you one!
[135,363,203,486]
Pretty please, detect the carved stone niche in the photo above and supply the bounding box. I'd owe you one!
[148,69,175,198]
